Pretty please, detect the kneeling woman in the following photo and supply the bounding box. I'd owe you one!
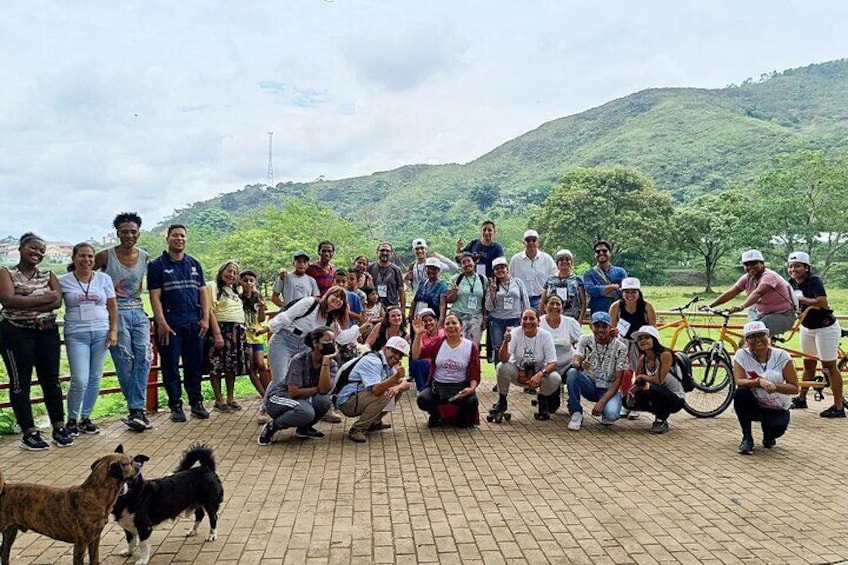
[732,321,799,455]
[411,313,480,427]
[628,326,685,434]
[258,327,337,445]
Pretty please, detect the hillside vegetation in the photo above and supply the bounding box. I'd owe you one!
[166,59,848,249]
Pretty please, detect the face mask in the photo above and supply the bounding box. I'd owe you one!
[320,342,337,356]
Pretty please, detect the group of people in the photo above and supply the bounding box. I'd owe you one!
[0,217,842,455]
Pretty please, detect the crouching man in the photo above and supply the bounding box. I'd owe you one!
[336,336,412,443]
[257,327,336,445]
[565,311,628,431]
[492,309,562,420]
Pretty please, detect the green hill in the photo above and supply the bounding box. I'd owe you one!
[167,58,848,245]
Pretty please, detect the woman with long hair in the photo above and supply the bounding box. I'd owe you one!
[0,233,71,450]
[412,313,480,427]
[786,251,844,417]
[627,326,686,434]
[484,257,530,369]
[365,304,408,352]
[59,243,118,436]
[257,286,359,411]
[205,260,251,412]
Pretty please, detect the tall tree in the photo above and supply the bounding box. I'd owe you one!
[673,189,751,292]
[534,166,674,257]
[747,151,848,275]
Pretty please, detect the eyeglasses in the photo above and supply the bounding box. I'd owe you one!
[594,249,610,255]
[525,238,538,243]
[557,257,572,262]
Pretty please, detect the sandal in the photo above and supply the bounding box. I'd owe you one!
[228,401,243,411]
[213,403,232,413]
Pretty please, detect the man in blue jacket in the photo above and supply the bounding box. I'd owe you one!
[582,240,627,314]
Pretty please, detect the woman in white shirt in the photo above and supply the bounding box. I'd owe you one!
[732,321,799,455]
[59,243,118,436]
[257,286,360,408]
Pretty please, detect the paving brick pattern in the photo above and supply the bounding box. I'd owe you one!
[2,383,847,564]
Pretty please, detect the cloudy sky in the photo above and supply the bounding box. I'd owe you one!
[1,1,846,242]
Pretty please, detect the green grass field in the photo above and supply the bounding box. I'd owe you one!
[2,285,847,434]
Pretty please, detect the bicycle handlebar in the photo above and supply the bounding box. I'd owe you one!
[698,305,732,320]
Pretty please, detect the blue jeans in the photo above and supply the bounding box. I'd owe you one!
[565,367,622,420]
[110,309,152,411]
[65,330,109,420]
[488,317,519,367]
[263,329,310,405]
[157,322,204,408]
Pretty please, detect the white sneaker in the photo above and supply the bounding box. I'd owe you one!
[601,416,615,426]
[567,412,583,431]
[620,406,630,418]
[627,410,641,420]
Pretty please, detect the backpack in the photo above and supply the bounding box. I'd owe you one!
[332,351,381,399]
[673,351,695,392]
[453,272,487,289]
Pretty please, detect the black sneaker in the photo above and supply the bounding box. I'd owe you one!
[649,420,669,434]
[66,419,80,437]
[140,411,153,429]
[428,414,442,428]
[789,397,808,409]
[52,427,74,448]
[126,409,149,431]
[79,418,100,435]
[170,405,187,423]
[820,405,846,419]
[190,402,210,420]
[20,431,49,451]
[738,436,754,455]
[294,426,325,440]
[257,423,275,446]
[763,435,777,449]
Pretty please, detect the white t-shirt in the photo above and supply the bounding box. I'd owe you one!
[433,338,474,384]
[507,327,557,373]
[733,347,792,410]
[539,315,583,370]
[59,272,115,334]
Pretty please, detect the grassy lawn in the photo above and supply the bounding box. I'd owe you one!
[2,285,847,434]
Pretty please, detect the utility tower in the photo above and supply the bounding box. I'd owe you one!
[266,131,274,187]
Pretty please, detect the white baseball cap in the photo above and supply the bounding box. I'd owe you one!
[385,336,410,356]
[741,249,765,264]
[631,326,660,342]
[417,308,437,319]
[492,257,508,268]
[412,238,428,250]
[424,257,441,270]
[555,249,573,260]
[787,251,810,265]
[621,277,641,290]
[523,229,539,240]
[743,321,770,338]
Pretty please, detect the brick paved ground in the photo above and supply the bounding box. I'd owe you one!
[2,383,848,565]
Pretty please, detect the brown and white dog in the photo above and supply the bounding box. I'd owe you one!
[0,445,139,565]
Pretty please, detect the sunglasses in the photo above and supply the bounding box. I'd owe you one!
[595,249,610,255]
[525,237,538,243]
[557,257,572,262]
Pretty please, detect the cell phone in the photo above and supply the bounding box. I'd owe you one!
[448,393,463,403]
[320,342,337,356]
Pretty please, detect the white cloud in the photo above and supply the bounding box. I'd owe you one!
[1,0,847,240]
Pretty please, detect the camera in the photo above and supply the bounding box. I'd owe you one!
[320,342,337,356]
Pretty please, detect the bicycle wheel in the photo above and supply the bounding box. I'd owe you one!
[683,351,735,418]
[682,337,716,355]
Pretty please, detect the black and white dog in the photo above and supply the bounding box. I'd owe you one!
[112,443,224,565]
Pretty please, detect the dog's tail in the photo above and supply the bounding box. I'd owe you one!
[176,442,216,473]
